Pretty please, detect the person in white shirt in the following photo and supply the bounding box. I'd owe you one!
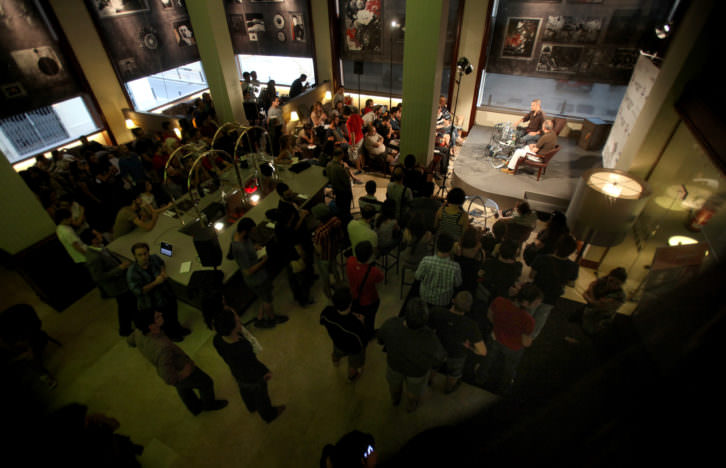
[55,208,87,263]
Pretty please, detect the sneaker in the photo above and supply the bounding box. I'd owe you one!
[255,318,276,329]
[205,399,228,412]
[354,170,363,175]
[353,179,363,185]
[274,315,289,324]
[500,168,514,174]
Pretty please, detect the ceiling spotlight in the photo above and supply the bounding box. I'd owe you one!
[456,57,473,75]
[655,22,672,39]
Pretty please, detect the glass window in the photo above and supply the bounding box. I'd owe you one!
[236,55,315,86]
[342,59,403,95]
[478,72,626,121]
[125,61,208,112]
[0,96,101,164]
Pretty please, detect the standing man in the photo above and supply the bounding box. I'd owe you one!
[128,310,227,415]
[229,218,288,329]
[415,234,462,309]
[81,230,136,337]
[326,147,353,225]
[428,291,486,394]
[126,242,190,341]
[377,298,446,412]
[266,96,284,156]
[288,73,308,98]
[529,234,579,339]
[213,306,285,422]
[477,283,542,394]
[55,208,87,263]
[347,204,378,254]
[514,98,545,144]
[320,286,369,383]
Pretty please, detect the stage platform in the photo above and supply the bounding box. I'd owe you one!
[451,125,604,215]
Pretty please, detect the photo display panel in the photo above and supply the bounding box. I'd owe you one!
[0,0,83,118]
[225,0,315,58]
[486,0,669,85]
[84,0,201,83]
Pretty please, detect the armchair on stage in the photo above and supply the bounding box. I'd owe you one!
[512,144,561,181]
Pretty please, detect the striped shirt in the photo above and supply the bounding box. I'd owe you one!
[415,254,462,307]
[437,207,465,241]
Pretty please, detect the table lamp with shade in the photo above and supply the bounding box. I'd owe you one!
[566,169,651,263]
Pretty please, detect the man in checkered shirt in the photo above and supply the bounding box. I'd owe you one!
[415,234,462,308]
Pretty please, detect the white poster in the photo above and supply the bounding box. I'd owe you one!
[602,55,659,168]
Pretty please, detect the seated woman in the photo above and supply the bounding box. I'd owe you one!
[274,135,296,165]
[297,123,318,159]
[310,101,328,128]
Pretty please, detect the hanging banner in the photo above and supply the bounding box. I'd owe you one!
[602,55,659,168]
[85,0,200,82]
[0,0,82,118]
[225,0,314,58]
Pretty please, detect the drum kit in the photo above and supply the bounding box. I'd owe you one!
[485,122,520,169]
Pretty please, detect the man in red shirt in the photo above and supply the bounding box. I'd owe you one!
[344,106,365,174]
[477,282,543,394]
[346,240,384,339]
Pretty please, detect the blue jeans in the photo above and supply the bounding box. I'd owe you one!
[477,340,525,394]
[175,367,217,415]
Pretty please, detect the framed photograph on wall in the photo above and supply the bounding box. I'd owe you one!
[173,20,196,47]
[542,16,602,44]
[245,13,266,42]
[501,17,541,60]
[536,43,583,73]
[93,0,150,18]
[290,12,305,42]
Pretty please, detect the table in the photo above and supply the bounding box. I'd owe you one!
[107,163,327,287]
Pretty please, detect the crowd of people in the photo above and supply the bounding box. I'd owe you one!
[4,82,635,467]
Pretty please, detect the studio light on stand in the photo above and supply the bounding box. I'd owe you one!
[566,169,651,266]
[655,0,680,39]
[437,56,473,196]
[451,57,473,139]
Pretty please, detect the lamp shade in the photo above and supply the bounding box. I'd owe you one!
[566,169,650,247]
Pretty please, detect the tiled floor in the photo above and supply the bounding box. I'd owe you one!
[2,156,641,467]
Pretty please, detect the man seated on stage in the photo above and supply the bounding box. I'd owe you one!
[502,119,557,175]
[514,99,545,145]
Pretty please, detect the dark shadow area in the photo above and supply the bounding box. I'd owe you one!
[381,259,726,466]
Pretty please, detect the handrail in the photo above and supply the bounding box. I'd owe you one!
[187,149,239,223]
[163,142,208,224]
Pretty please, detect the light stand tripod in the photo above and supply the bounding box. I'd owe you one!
[436,57,473,198]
